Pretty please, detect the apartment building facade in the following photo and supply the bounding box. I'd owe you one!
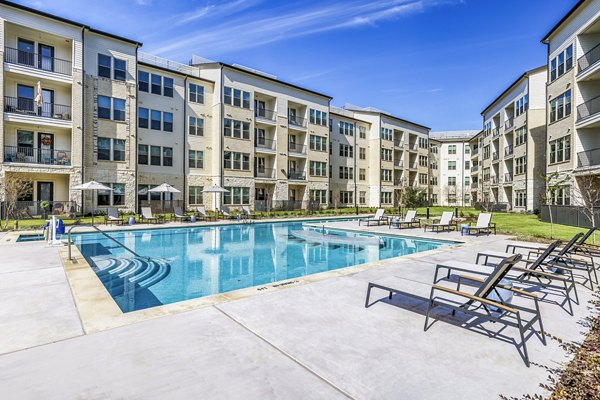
[542,0,600,206]
[429,131,477,206]
[471,67,547,212]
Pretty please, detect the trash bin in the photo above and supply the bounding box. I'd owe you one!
[128,217,135,225]
[190,215,197,223]
[460,224,469,236]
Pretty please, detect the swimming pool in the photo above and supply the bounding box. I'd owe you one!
[73,220,455,312]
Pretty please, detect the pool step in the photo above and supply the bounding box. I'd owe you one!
[91,256,171,290]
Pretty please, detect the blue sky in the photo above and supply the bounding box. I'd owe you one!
[20,0,576,130]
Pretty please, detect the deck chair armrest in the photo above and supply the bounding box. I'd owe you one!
[456,275,538,298]
[430,285,518,313]
[513,265,570,279]
[434,264,492,282]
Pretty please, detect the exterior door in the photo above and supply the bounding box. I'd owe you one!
[37,182,54,202]
[38,44,54,72]
[17,84,34,113]
[288,108,297,124]
[255,100,266,118]
[17,38,34,66]
[289,134,296,151]
[256,157,265,173]
[37,133,54,164]
[255,128,265,146]
[40,89,54,117]
[289,189,296,202]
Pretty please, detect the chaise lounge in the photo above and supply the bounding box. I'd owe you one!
[465,213,496,236]
[360,209,387,226]
[423,211,455,233]
[389,210,420,229]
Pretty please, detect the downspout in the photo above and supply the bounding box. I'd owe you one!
[219,65,224,209]
[80,26,85,211]
[183,76,188,209]
[134,45,140,213]
[353,120,357,214]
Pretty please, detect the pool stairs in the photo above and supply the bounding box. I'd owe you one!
[92,257,171,293]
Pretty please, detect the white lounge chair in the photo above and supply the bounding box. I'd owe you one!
[242,206,258,219]
[196,206,215,221]
[172,207,190,222]
[424,211,455,233]
[360,209,387,226]
[140,207,162,224]
[390,210,420,229]
[466,213,496,235]
[104,207,124,225]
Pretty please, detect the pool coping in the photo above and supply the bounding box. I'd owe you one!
[56,220,477,334]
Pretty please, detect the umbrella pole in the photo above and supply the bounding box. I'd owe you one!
[91,189,95,226]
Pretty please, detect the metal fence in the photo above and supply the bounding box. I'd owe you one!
[540,205,600,228]
[1,200,79,219]
[254,200,321,212]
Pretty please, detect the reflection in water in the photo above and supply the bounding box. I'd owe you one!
[74,222,454,313]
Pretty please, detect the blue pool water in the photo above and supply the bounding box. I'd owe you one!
[73,220,455,312]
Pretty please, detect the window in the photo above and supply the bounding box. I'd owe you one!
[359,126,366,139]
[189,83,204,103]
[223,187,250,205]
[113,98,125,121]
[359,168,366,180]
[189,186,204,205]
[163,112,173,132]
[151,74,162,95]
[465,161,470,169]
[138,108,149,128]
[151,146,161,166]
[339,166,354,179]
[464,145,470,154]
[309,135,327,152]
[419,173,428,185]
[224,87,250,109]
[359,191,366,204]
[515,190,526,207]
[98,137,111,160]
[549,136,571,164]
[431,194,438,204]
[419,155,428,167]
[113,139,125,161]
[381,192,392,204]
[515,127,527,146]
[98,96,111,119]
[113,58,126,81]
[381,169,392,182]
[380,127,393,141]
[97,183,125,206]
[381,148,392,161]
[515,94,529,117]
[340,191,353,204]
[98,137,125,161]
[189,150,204,168]
[163,77,173,97]
[448,145,457,155]
[339,121,354,136]
[483,145,490,159]
[465,176,470,186]
[223,118,250,139]
[310,190,327,204]
[340,144,354,158]
[550,90,571,123]
[430,177,438,185]
[138,71,149,92]
[189,116,204,136]
[554,186,571,205]
[309,109,327,126]
[163,147,173,167]
[419,137,428,149]
[151,110,161,130]
[359,147,366,160]
[515,156,526,175]
[223,151,250,170]
[309,161,327,176]
[430,161,438,170]
[448,161,456,170]
[550,44,573,82]
[98,54,111,78]
[448,176,456,186]
[138,144,148,164]
[430,144,439,154]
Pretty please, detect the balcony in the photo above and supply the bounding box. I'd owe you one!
[394,159,404,169]
[504,145,513,157]
[578,43,600,74]
[254,108,276,123]
[254,167,275,179]
[471,147,479,157]
[288,115,307,129]
[407,143,419,152]
[492,127,500,138]
[471,165,479,173]
[409,162,418,170]
[288,171,306,180]
[491,176,499,185]
[471,182,479,189]
[577,95,600,121]
[288,142,307,155]
[4,47,72,76]
[577,148,600,168]
[504,173,513,183]
[394,140,404,148]
[504,118,514,131]
[492,152,499,162]
[255,137,276,152]
[4,145,71,166]
[4,96,71,121]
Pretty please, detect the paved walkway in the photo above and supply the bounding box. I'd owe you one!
[0,222,595,399]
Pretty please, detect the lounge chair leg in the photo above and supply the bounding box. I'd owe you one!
[516,313,530,367]
[535,299,546,345]
[388,291,393,300]
[424,299,434,331]
[565,281,574,316]
[365,284,372,308]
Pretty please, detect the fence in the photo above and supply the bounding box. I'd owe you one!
[540,205,600,228]
[474,202,510,212]
[1,200,79,220]
[254,200,321,212]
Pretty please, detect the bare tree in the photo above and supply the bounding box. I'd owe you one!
[540,172,570,239]
[394,176,408,216]
[573,174,600,243]
[478,180,494,212]
[1,174,34,230]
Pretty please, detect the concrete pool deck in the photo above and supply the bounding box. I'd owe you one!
[0,219,596,399]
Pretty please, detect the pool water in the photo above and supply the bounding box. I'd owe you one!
[73,221,455,312]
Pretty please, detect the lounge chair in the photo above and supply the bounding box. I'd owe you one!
[437,241,578,315]
[465,213,496,236]
[140,207,163,224]
[570,228,599,255]
[196,206,215,221]
[389,210,420,229]
[366,254,544,366]
[220,209,238,220]
[242,206,258,219]
[104,207,124,225]
[172,207,190,222]
[423,211,455,233]
[359,209,387,226]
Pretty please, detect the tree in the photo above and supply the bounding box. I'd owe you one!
[573,174,600,243]
[478,180,494,212]
[540,172,570,239]
[1,174,34,230]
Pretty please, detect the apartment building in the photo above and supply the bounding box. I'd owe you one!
[472,67,547,212]
[429,130,477,206]
[542,0,600,206]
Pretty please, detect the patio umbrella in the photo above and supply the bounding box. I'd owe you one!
[202,184,229,212]
[148,183,181,214]
[34,81,43,108]
[73,180,112,225]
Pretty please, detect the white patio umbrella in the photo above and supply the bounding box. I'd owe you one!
[34,81,43,109]
[202,184,229,212]
[148,183,181,214]
[73,180,112,225]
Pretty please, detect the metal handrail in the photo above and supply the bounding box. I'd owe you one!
[67,224,148,261]
[578,42,600,73]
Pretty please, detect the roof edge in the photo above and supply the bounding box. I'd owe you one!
[541,0,586,43]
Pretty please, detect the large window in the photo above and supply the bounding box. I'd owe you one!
[515,156,526,175]
[223,118,250,139]
[339,166,354,179]
[515,190,526,207]
[189,116,204,136]
[549,136,571,164]
[98,137,125,161]
[550,44,573,82]
[98,54,111,78]
[310,190,327,204]
[163,112,173,132]
[419,155,428,167]
[189,186,204,205]
[381,148,392,161]
[550,90,571,123]
[97,183,125,206]
[381,169,392,182]
[515,126,527,146]
[309,109,327,126]
[359,147,366,160]
[359,168,366,180]
[515,94,528,117]
[380,127,392,141]
[138,71,149,92]
[113,58,126,81]
[448,176,456,186]
[419,173,428,185]
[309,135,327,152]
[381,192,392,204]
[448,145,456,155]
[138,107,149,128]
[339,191,353,204]
[448,160,456,170]
[339,121,354,136]
[224,87,250,109]
[189,150,204,168]
[189,84,204,103]
[138,144,148,164]
[98,96,126,121]
[309,161,327,176]
[223,151,250,170]
[340,144,354,158]
[223,187,250,205]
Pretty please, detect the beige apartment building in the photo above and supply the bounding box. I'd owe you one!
[471,67,547,212]
[429,131,477,206]
[542,0,600,206]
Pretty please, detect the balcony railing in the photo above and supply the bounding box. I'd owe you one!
[504,118,514,130]
[491,176,499,184]
[4,96,71,121]
[394,140,403,148]
[254,167,275,179]
[288,142,307,154]
[4,46,72,76]
[4,145,71,165]
[395,160,404,168]
[471,165,479,172]
[471,182,479,189]
[471,147,479,156]
[409,162,418,169]
[504,144,513,156]
[254,108,276,121]
[407,143,419,151]
[255,137,276,150]
[492,152,499,161]
[288,115,307,128]
[288,171,306,180]
[492,127,500,137]
[504,173,513,183]
[577,147,600,168]
[578,42,600,73]
[577,95,600,121]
